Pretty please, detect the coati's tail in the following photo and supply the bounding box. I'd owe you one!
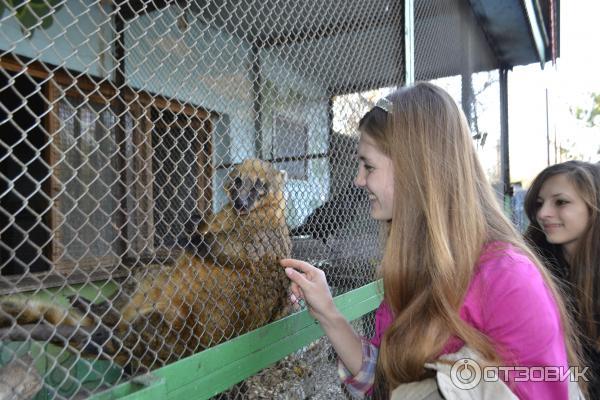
[0,298,87,327]
[0,298,100,349]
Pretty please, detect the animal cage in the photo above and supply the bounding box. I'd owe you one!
[0,0,557,399]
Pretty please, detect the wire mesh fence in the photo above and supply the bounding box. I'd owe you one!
[0,0,505,399]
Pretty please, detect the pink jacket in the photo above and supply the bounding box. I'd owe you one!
[372,243,570,399]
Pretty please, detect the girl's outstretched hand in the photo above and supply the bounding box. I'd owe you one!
[280,258,336,322]
[281,258,363,375]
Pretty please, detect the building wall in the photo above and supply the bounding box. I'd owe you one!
[0,3,332,228]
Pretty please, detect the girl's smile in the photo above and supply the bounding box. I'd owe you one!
[354,134,394,221]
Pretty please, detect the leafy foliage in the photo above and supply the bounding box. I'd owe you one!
[0,0,64,35]
[572,92,600,128]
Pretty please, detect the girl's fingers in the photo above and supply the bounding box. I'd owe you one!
[290,291,307,312]
[282,258,330,315]
[280,258,317,274]
[289,282,304,300]
[291,299,301,312]
[284,266,312,289]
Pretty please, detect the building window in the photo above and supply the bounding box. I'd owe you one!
[0,59,213,289]
[272,114,308,180]
[51,93,125,271]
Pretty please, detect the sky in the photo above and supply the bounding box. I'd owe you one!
[508,0,600,185]
[558,0,600,94]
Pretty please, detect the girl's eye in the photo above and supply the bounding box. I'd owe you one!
[535,200,543,209]
[556,199,569,206]
[364,165,374,172]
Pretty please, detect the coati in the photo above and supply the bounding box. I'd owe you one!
[0,159,291,374]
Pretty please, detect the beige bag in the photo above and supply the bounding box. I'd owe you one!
[390,346,585,400]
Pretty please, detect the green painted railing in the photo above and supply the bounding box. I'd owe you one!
[90,280,383,400]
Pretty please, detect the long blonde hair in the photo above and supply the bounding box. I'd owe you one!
[359,82,582,395]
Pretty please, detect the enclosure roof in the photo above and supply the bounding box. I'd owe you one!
[468,0,558,67]
[115,0,559,93]
[117,0,557,64]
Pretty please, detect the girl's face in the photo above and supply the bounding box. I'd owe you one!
[354,134,394,221]
[536,173,590,257]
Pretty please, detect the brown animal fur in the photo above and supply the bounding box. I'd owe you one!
[0,159,291,374]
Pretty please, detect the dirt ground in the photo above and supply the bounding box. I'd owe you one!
[229,338,349,400]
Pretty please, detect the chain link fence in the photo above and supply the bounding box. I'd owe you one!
[0,0,510,399]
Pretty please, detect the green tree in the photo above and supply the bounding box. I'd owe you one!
[570,92,600,156]
[572,92,600,128]
[0,0,63,36]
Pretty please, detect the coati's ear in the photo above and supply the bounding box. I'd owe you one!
[279,169,288,183]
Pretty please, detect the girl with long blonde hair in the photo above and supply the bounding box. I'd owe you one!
[282,82,582,399]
